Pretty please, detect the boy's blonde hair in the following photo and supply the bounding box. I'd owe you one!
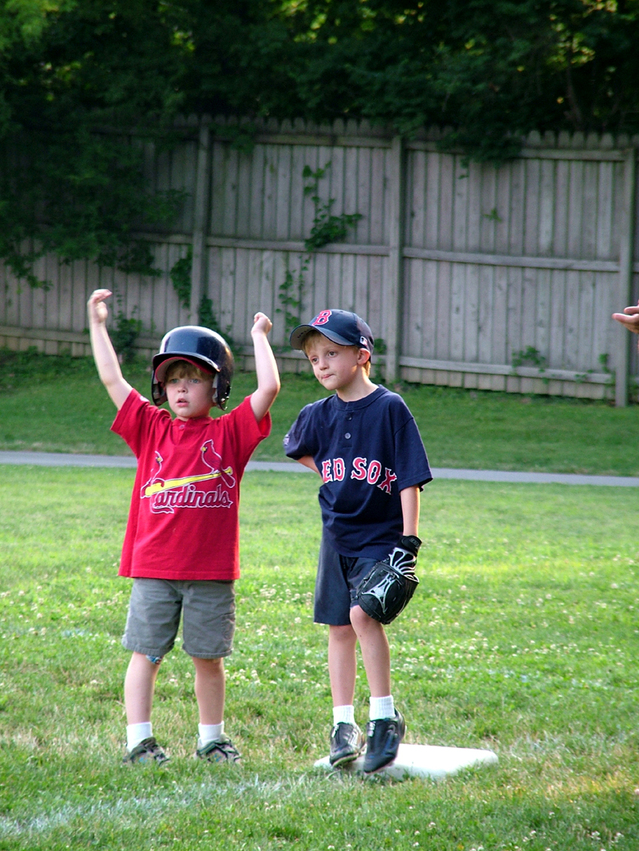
[301,329,372,376]
[165,360,215,383]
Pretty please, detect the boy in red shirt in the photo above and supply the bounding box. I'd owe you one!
[88,288,280,765]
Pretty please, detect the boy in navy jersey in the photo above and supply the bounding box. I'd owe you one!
[284,309,431,773]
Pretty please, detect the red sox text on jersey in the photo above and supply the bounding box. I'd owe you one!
[320,456,398,494]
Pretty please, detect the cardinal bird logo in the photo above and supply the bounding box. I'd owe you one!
[140,441,236,514]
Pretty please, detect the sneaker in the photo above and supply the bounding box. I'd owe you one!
[122,736,169,766]
[196,735,241,764]
[329,722,365,767]
[362,710,405,774]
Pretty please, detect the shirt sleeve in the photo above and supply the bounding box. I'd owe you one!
[389,396,432,491]
[283,404,315,460]
[226,396,272,470]
[111,389,163,458]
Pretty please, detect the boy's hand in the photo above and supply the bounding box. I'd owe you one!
[613,303,639,334]
[251,312,273,337]
[88,289,112,325]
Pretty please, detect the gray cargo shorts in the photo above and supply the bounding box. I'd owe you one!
[122,577,236,660]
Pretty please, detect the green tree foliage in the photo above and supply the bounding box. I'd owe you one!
[0,0,190,283]
[1,0,638,279]
[249,0,639,162]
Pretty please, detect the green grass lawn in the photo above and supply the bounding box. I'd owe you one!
[1,347,638,475]
[1,467,638,850]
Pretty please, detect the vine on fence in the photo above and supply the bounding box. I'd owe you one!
[111,295,143,364]
[170,246,193,310]
[277,163,363,339]
[168,247,233,345]
[511,346,547,371]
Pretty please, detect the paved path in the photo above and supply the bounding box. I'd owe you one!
[1,450,638,487]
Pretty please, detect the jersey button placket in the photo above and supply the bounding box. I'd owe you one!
[344,411,353,441]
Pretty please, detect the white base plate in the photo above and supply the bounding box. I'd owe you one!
[314,743,498,781]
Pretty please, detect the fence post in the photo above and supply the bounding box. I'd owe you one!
[189,122,212,325]
[615,147,637,407]
[385,135,405,383]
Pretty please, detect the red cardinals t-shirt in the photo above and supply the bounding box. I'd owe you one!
[112,390,270,580]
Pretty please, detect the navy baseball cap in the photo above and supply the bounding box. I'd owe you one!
[290,309,375,353]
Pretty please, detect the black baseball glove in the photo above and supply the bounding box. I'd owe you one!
[355,535,422,625]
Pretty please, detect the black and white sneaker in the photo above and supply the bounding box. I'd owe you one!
[196,735,241,764]
[363,710,405,774]
[123,736,169,766]
[329,722,365,767]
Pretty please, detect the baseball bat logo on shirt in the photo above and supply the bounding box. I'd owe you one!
[140,440,236,513]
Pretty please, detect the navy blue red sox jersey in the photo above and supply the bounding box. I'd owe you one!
[283,386,432,559]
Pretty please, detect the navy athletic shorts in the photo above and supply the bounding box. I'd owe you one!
[314,535,378,626]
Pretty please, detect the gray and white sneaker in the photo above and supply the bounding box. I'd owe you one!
[329,722,365,767]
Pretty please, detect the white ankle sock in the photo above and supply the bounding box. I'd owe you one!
[127,722,152,751]
[369,695,394,721]
[333,705,355,725]
[198,722,224,746]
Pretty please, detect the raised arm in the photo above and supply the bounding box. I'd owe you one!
[87,289,133,410]
[249,312,280,422]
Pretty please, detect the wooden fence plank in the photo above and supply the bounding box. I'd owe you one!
[422,260,438,360]
[524,158,540,256]
[535,267,551,361]
[370,146,386,246]
[210,140,226,237]
[289,144,307,242]
[494,164,511,254]
[549,269,566,368]
[235,148,252,240]
[425,150,441,250]
[222,146,240,237]
[479,164,497,254]
[492,265,508,364]
[539,160,555,255]
[453,158,469,251]
[564,270,580,370]
[508,159,526,256]
[439,154,454,252]
[404,258,423,358]
[466,160,482,253]
[567,160,585,257]
[577,270,596,371]
[506,266,523,362]
[478,264,494,364]
[582,161,599,259]
[464,263,479,362]
[435,261,451,361]
[276,145,292,241]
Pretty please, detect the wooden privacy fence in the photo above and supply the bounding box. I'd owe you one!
[0,117,638,404]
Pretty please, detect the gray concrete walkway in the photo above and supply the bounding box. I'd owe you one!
[1,450,638,487]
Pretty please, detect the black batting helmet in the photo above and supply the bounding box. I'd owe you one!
[152,325,234,410]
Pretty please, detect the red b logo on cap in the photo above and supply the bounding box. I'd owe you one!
[312,310,332,326]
